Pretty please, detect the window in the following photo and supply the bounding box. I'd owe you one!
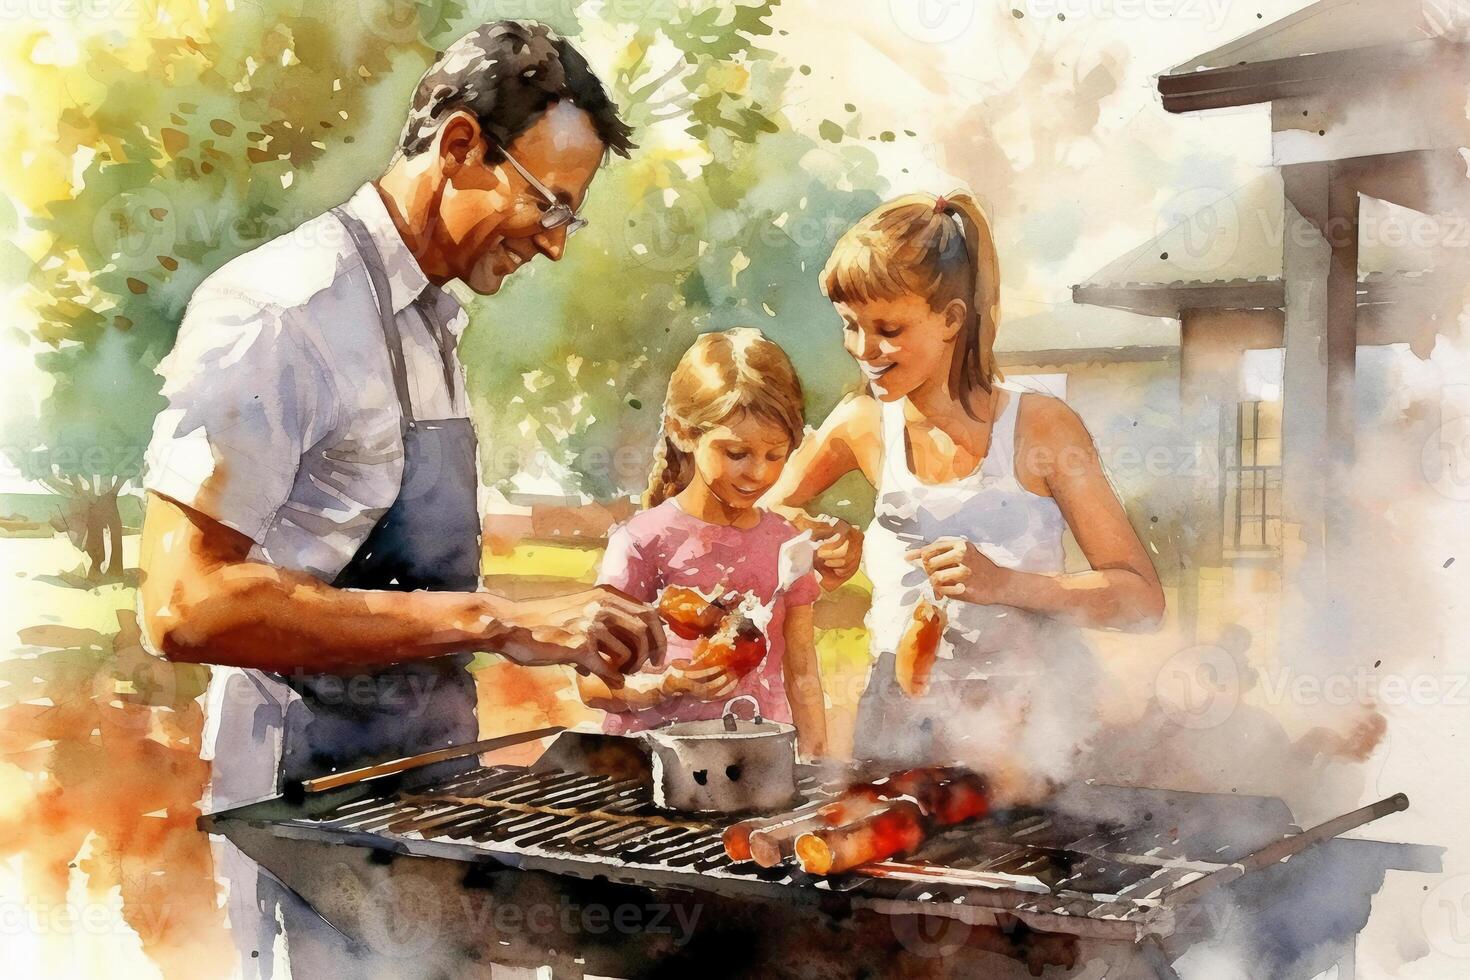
[1224,399,1283,554]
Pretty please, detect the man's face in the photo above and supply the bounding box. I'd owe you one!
[438,100,605,295]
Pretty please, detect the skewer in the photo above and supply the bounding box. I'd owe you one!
[301,725,565,793]
[1157,793,1409,908]
[855,860,1051,894]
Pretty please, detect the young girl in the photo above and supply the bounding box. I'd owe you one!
[765,191,1164,798]
[576,328,828,759]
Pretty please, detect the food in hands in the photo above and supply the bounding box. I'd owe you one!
[690,608,768,678]
[656,586,728,640]
[657,587,771,683]
[895,597,945,697]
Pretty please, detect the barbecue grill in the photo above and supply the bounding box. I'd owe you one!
[202,728,1436,979]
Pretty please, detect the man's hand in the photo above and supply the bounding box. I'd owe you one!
[794,513,863,588]
[488,586,665,686]
[662,660,742,702]
[906,537,1015,606]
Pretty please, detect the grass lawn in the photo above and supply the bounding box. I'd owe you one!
[0,533,881,979]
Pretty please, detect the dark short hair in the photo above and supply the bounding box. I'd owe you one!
[399,20,635,160]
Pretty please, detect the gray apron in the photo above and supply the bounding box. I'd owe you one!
[211,206,480,978]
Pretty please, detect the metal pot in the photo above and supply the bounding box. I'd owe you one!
[642,695,799,815]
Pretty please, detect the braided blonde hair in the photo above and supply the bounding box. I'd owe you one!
[821,190,1003,415]
[644,328,806,509]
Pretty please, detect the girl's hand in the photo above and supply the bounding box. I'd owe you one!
[662,661,742,702]
[906,537,1014,605]
[804,515,864,587]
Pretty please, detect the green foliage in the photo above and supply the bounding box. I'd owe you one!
[6,1,440,498]
[7,0,884,524]
[461,1,886,506]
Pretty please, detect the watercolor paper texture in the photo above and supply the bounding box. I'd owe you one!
[0,1,1465,977]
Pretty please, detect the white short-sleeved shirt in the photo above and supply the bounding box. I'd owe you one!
[144,182,474,582]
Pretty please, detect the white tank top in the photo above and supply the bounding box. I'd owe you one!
[863,385,1085,680]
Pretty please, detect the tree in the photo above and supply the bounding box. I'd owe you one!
[455,2,886,512]
[1,0,439,580]
[3,0,889,579]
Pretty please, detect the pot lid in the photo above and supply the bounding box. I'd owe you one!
[650,717,794,739]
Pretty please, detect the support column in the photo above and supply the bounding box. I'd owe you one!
[1178,311,1231,645]
[1323,164,1361,649]
[1279,162,1358,672]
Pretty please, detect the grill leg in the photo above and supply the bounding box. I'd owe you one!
[1140,937,1183,980]
[488,967,582,980]
[1333,937,1356,980]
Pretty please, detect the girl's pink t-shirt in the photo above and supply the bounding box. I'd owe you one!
[595,499,821,734]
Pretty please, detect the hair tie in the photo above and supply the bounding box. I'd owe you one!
[933,195,949,214]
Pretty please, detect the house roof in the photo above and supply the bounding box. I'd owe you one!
[1080,174,1285,292]
[1171,0,1444,74]
[1072,170,1440,318]
[1158,0,1463,112]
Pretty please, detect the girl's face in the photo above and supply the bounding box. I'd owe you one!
[835,292,965,402]
[686,412,793,511]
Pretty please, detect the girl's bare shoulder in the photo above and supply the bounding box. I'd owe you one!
[825,391,882,441]
[1012,392,1096,493]
[1014,391,1090,449]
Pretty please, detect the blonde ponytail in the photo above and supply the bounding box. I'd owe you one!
[943,190,1003,400]
[821,189,1004,416]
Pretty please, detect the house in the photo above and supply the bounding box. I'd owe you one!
[1070,0,1468,656]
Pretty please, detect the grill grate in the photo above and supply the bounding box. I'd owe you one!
[296,763,1218,925]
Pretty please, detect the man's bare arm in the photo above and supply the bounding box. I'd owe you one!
[139,492,663,680]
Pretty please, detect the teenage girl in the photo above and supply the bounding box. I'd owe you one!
[764,192,1163,797]
[576,328,828,759]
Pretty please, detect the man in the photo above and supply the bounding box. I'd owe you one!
[138,21,663,977]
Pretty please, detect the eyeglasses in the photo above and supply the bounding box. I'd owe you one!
[498,145,588,236]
